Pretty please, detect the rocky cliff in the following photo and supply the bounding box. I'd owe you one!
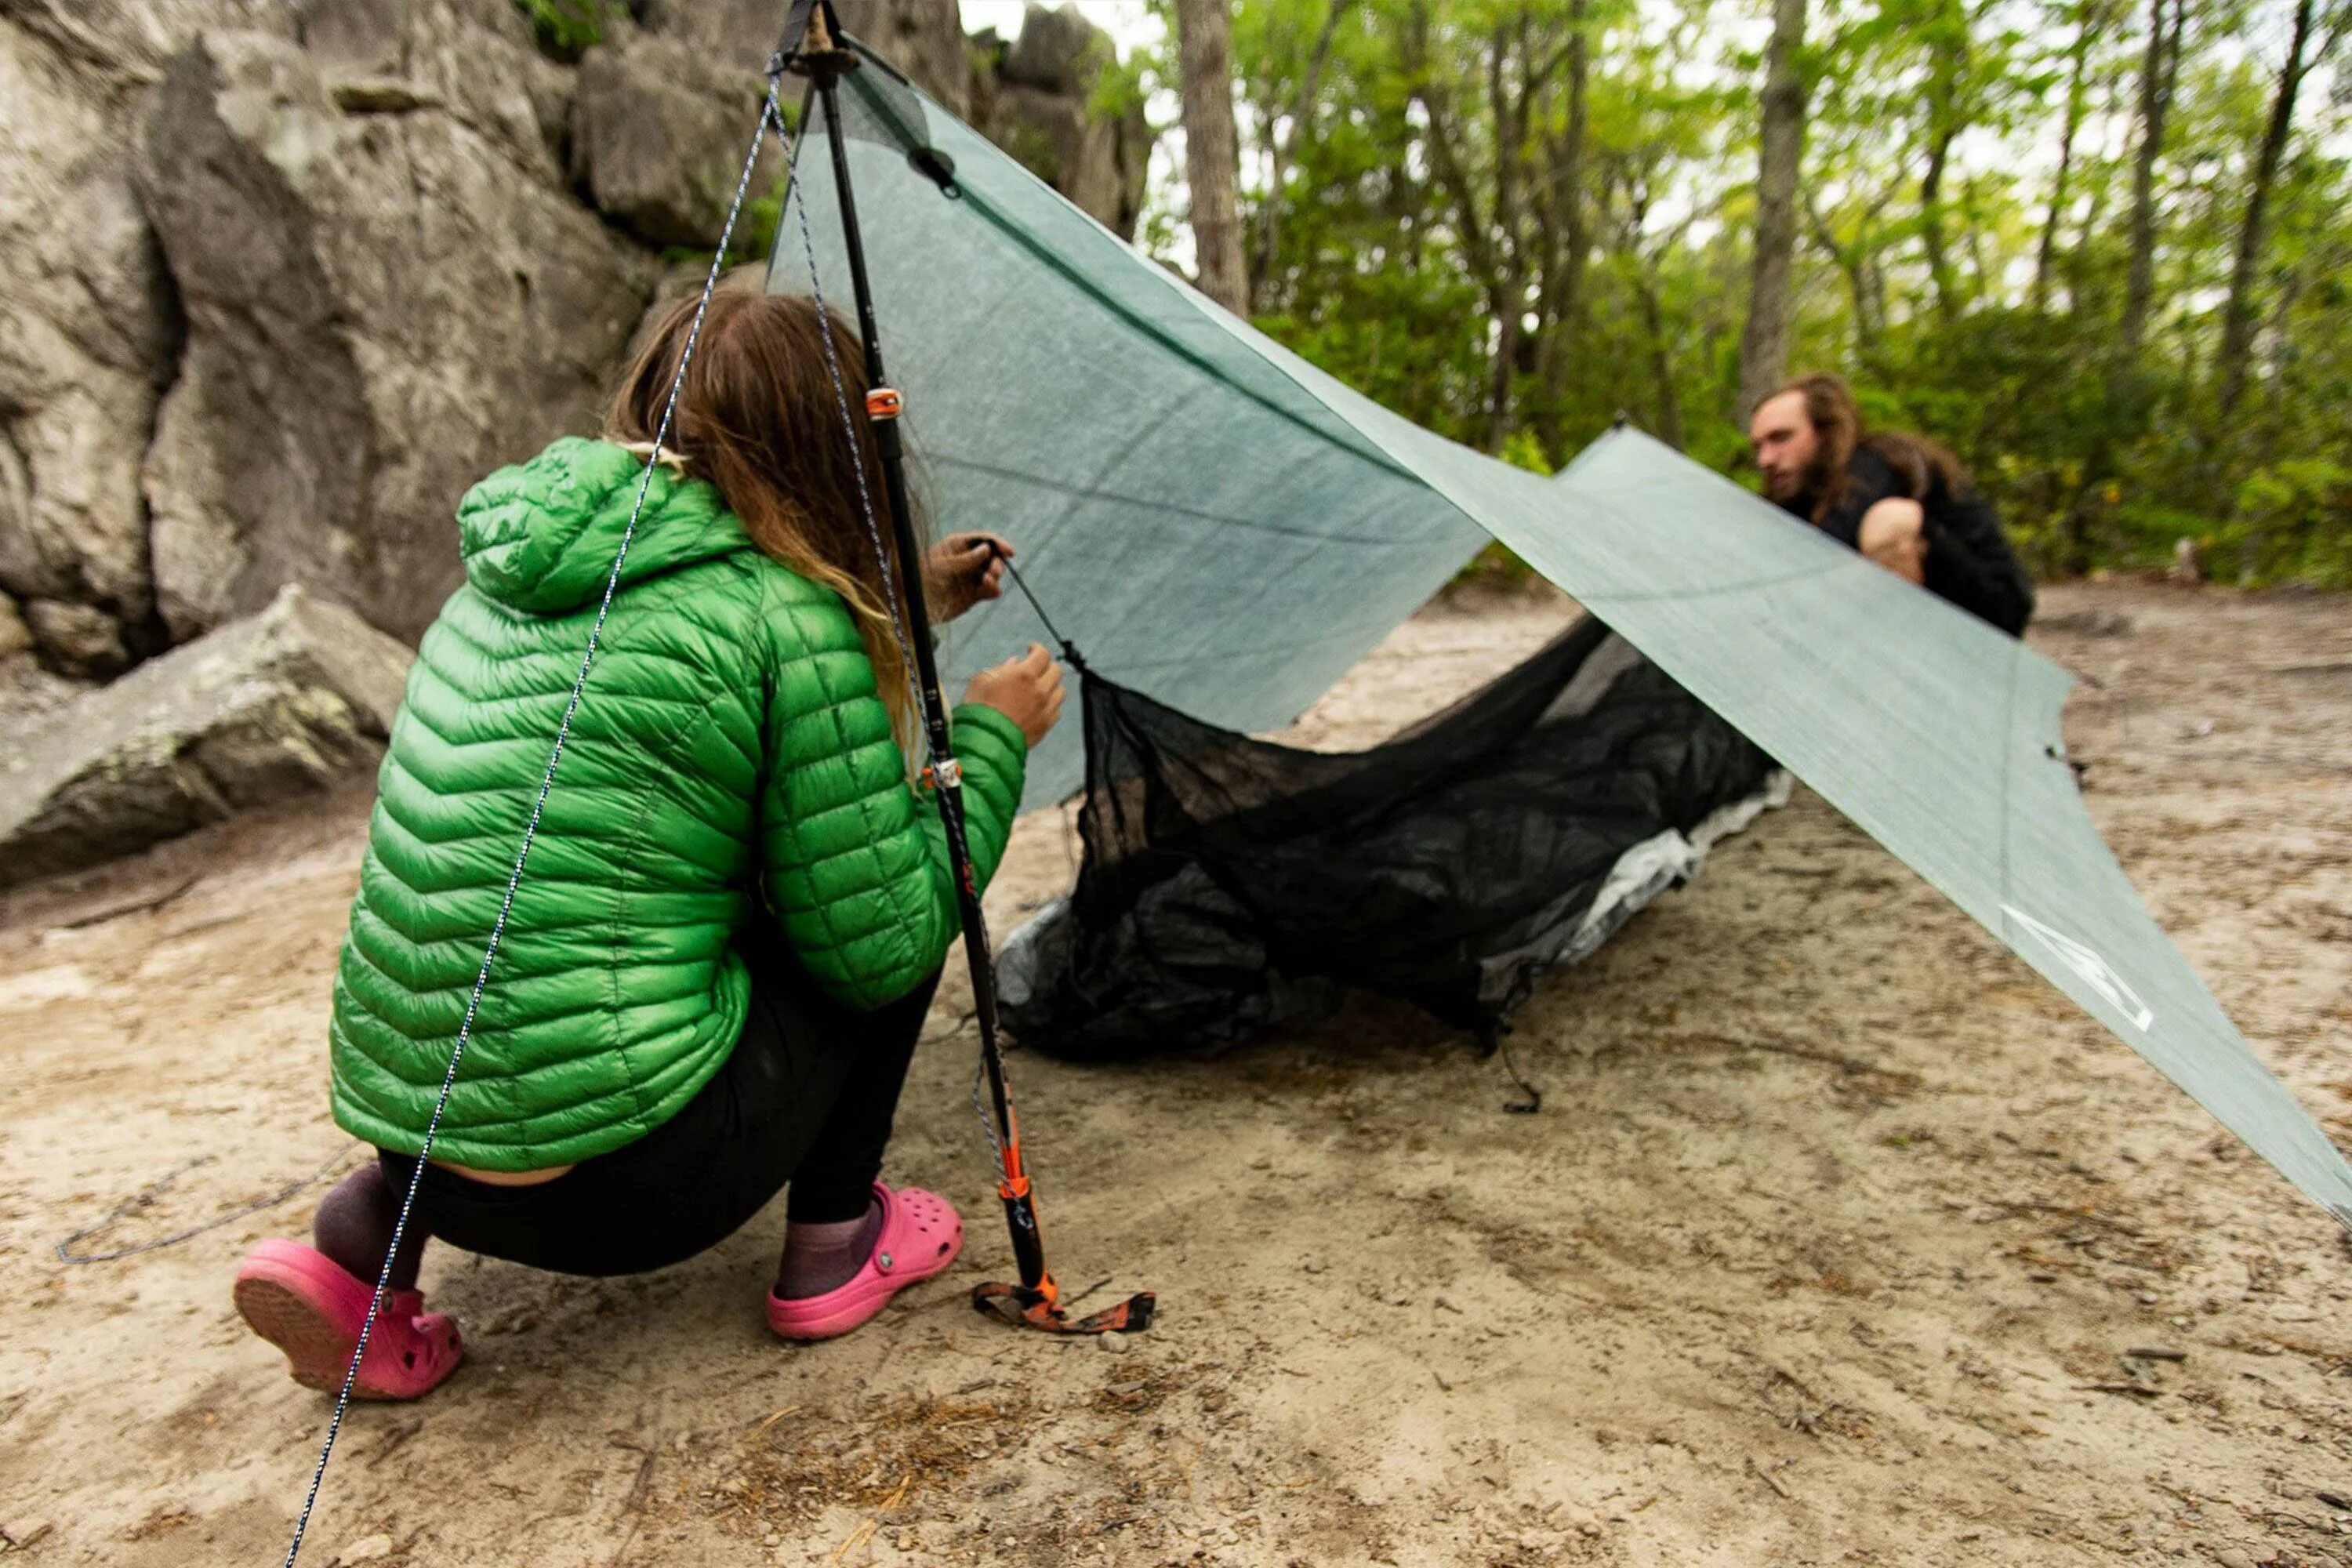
[0,0,1151,880]
[0,0,1144,678]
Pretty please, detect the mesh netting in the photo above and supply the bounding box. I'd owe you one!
[999,621,1778,1059]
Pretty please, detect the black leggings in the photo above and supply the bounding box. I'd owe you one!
[377,914,941,1278]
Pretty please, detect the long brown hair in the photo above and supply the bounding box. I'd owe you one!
[607,285,926,748]
[1769,372,1969,522]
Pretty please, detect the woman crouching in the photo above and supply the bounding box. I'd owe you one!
[231,288,1062,1398]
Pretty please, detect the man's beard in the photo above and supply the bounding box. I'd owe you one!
[1788,446,1839,511]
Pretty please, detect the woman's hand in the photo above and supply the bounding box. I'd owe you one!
[962,643,1065,750]
[924,532,1011,621]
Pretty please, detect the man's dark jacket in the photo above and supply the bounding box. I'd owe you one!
[1784,448,2034,636]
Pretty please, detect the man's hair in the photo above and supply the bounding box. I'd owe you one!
[1766,372,1969,522]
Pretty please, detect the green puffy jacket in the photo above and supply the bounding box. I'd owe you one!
[328,437,1027,1171]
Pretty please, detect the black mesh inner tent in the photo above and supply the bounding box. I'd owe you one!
[997,618,1780,1062]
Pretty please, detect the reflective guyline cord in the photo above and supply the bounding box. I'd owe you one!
[277,79,797,1568]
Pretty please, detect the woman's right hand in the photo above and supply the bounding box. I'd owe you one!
[961,643,1065,750]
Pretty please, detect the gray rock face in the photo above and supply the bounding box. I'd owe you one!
[0,3,305,675]
[973,9,1149,240]
[138,26,654,646]
[0,0,1146,692]
[571,27,780,251]
[0,593,31,662]
[632,0,782,68]
[981,78,1149,239]
[0,661,93,739]
[0,587,93,737]
[0,585,412,888]
[20,600,130,677]
[2,0,297,73]
[637,0,974,117]
[0,0,1153,883]
[1000,2,1100,93]
[0,16,179,674]
[832,0,973,118]
[295,0,575,186]
[630,0,1143,238]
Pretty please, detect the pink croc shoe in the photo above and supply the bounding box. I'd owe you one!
[233,1239,462,1400]
[767,1181,963,1341]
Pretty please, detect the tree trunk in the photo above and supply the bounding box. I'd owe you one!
[1806,192,1879,352]
[1531,0,1590,456]
[2071,73,2122,274]
[1410,5,1507,442]
[2071,0,2183,576]
[2214,0,2315,424]
[2118,0,2183,358]
[1737,0,1809,419]
[2252,263,2307,461]
[2031,2,2096,313]
[1483,22,1529,450]
[1635,265,1684,451]
[1918,129,1957,322]
[1175,0,1250,316]
[1251,0,1352,297]
[1918,16,1967,324]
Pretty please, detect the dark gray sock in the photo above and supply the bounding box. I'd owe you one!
[313,1163,426,1293]
[774,1196,884,1299]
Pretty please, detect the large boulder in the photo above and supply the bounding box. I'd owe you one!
[0,3,302,678]
[570,25,781,251]
[630,0,781,67]
[21,600,131,676]
[999,2,1099,94]
[0,17,181,677]
[0,585,411,888]
[0,0,1148,695]
[635,0,974,117]
[972,9,1149,240]
[292,0,576,186]
[0,589,91,739]
[136,25,654,648]
[833,0,974,117]
[2,1,297,67]
[626,0,1149,241]
[980,79,1149,240]
[0,592,31,662]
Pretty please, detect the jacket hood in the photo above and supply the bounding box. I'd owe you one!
[456,437,751,614]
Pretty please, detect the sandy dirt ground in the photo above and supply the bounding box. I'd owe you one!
[2,580,2350,1568]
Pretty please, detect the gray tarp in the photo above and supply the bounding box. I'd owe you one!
[768,49,2352,1229]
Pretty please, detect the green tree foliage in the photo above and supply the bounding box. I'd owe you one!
[510,0,624,60]
[1196,0,2352,583]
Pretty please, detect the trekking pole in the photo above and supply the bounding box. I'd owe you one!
[776,0,1151,1336]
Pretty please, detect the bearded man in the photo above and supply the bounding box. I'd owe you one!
[1748,372,2034,636]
